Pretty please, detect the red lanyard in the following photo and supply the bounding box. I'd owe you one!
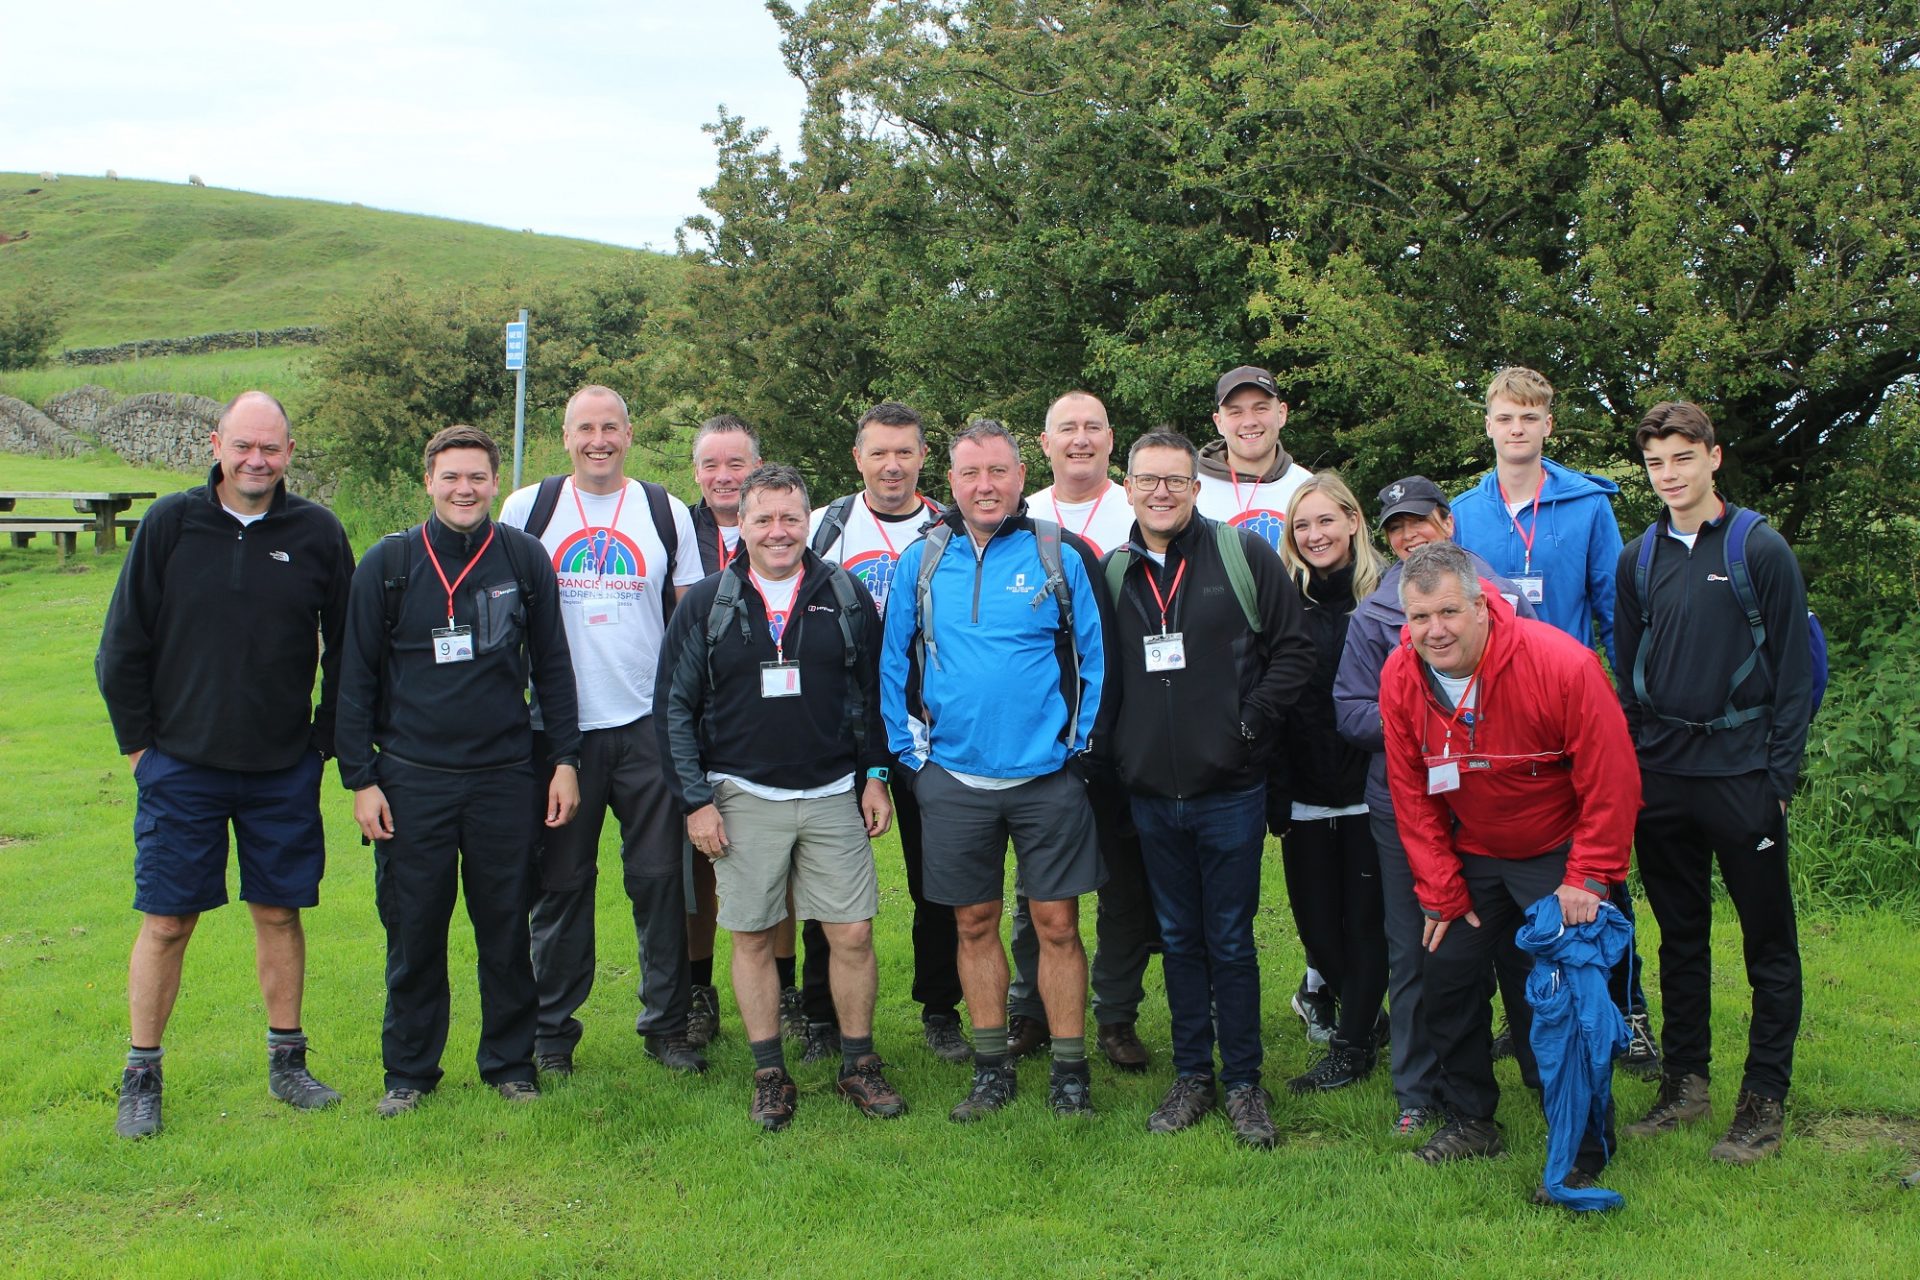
[1051,482,1111,539]
[1435,664,1483,758]
[749,567,803,662]
[864,495,931,560]
[568,480,629,578]
[1228,470,1267,519]
[1496,473,1544,573]
[1143,558,1188,631]
[420,523,495,627]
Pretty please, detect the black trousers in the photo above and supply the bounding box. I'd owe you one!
[528,721,690,1054]
[801,761,962,1025]
[373,759,538,1092]
[1283,812,1389,1052]
[1424,846,1612,1172]
[1636,769,1802,1100]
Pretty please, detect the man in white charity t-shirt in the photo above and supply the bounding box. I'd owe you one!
[1193,365,1314,554]
[497,384,708,1079]
[1005,391,1159,1075]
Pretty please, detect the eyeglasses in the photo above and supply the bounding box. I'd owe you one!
[1129,473,1194,494]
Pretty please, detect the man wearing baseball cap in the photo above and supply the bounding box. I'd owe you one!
[1194,366,1314,554]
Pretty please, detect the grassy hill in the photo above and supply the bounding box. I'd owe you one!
[0,173,664,348]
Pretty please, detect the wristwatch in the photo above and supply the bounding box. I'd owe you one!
[867,767,891,782]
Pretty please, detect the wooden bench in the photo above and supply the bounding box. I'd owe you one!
[0,515,142,558]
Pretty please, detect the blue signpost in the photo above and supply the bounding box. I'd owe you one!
[506,314,528,487]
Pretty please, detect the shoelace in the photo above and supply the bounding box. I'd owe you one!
[753,1074,790,1107]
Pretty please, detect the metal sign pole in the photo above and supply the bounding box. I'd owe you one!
[506,311,529,489]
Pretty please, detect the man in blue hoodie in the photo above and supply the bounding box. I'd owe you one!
[881,419,1108,1124]
[1450,367,1655,1079]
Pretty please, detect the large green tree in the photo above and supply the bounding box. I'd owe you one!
[681,1,1918,619]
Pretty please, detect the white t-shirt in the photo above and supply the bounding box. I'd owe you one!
[1431,669,1478,711]
[1193,459,1313,553]
[750,569,801,647]
[807,494,940,617]
[1667,528,1699,552]
[498,477,704,731]
[222,504,266,527]
[1027,479,1133,558]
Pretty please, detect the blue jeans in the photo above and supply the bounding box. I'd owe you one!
[1130,785,1267,1087]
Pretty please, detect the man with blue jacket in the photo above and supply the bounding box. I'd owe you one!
[1450,367,1655,1079]
[882,419,1108,1123]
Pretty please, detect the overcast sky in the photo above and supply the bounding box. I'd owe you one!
[0,0,808,250]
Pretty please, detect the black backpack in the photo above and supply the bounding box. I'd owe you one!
[520,474,682,611]
[700,563,872,752]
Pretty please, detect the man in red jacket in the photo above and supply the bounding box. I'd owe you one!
[1381,542,1639,1181]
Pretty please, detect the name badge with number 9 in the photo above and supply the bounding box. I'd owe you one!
[432,626,474,664]
[1144,632,1186,672]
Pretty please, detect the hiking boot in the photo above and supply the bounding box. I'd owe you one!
[949,1062,1018,1123]
[1287,1044,1374,1095]
[268,1040,342,1110]
[922,1014,973,1064]
[1710,1090,1785,1165]
[1413,1116,1506,1163]
[1225,1083,1278,1150]
[1531,1166,1597,1205]
[376,1087,424,1118]
[837,1054,907,1119]
[115,1062,163,1140]
[496,1080,541,1104]
[1007,1014,1051,1060]
[1097,1022,1150,1073]
[686,985,721,1050]
[801,1021,841,1066]
[1490,1022,1515,1062]
[1047,1062,1093,1117]
[1290,981,1336,1046]
[1621,1011,1662,1081]
[1147,1074,1218,1134]
[536,1050,575,1078]
[643,1032,709,1074]
[1624,1071,1711,1137]
[750,1067,798,1131]
[779,986,807,1041]
[1393,1105,1445,1137]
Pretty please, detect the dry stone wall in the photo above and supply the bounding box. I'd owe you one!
[42,384,117,436]
[60,326,326,366]
[94,393,223,471]
[0,394,91,456]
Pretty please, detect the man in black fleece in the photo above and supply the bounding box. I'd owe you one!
[97,390,356,1140]
[655,465,899,1131]
[336,425,581,1118]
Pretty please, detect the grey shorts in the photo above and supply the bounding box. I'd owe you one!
[914,764,1106,907]
[710,781,879,932]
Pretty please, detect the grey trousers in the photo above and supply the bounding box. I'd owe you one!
[1374,805,1442,1110]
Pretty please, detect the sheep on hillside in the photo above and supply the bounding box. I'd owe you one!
[105,169,118,180]
[39,171,58,182]
[187,174,205,187]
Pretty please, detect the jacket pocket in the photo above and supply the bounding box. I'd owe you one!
[473,579,526,653]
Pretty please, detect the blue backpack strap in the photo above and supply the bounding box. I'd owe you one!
[1629,522,1660,715]
[1712,508,1769,732]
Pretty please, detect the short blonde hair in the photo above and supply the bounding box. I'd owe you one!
[1280,469,1385,606]
[1485,367,1554,410]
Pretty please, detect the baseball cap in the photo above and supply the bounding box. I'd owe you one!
[1375,476,1449,528]
[1215,365,1281,405]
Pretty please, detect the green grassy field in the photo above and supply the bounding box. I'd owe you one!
[0,173,658,348]
[2,459,1916,1278]
[0,347,312,408]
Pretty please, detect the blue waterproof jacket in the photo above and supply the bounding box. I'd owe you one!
[881,510,1105,778]
[1452,459,1623,668]
[1517,894,1634,1213]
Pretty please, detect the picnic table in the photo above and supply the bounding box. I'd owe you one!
[0,490,157,555]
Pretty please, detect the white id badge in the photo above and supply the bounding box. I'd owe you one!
[1427,760,1460,794]
[432,626,474,664]
[580,592,621,627]
[1144,632,1186,672]
[1515,574,1545,605]
[760,662,802,698]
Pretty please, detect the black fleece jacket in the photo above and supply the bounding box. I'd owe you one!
[1281,563,1371,809]
[1615,501,1812,801]
[1102,513,1315,800]
[96,466,354,771]
[335,515,579,790]
[655,549,887,813]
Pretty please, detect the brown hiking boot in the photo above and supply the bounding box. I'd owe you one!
[837,1055,907,1119]
[1007,1014,1051,1060]
[1625,1071,1711,1137]
[1531,1167,1597,1205]
[1710,1090,1785,1165]
[749,1067,798,1131]
[1097,1022,1150,1073]
[1413,1116,1505,1163]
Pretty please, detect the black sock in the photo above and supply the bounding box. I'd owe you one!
[840,1033,875,1071]
[749,1036,786,1073]
[775,956,796,989]
[690,957,714,988]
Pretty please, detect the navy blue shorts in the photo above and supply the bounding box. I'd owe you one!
[132,747,327,915]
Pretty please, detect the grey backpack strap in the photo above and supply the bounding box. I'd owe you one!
[914,523,954,678]
[826,565,868,753]
[1028,518,1081,747]
[810,493,859,558]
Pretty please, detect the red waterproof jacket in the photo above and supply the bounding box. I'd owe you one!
[1381,586,1638,922]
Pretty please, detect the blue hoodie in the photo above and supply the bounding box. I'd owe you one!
[1452,459,1623,669]
[881,511,1105,778]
